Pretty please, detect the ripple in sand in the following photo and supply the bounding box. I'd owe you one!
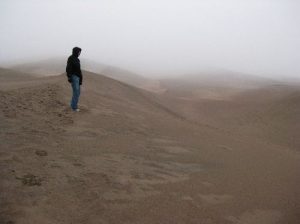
[162,146,191,154]
[83,154,203,201]
[198,193,232,205]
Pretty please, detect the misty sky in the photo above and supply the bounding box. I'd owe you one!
[0,0,300,78]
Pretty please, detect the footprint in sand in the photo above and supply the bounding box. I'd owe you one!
[16,174,42,186]
[35,150,48,156]
[73,162,83,167]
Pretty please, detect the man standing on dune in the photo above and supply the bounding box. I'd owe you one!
[66,47,82,112]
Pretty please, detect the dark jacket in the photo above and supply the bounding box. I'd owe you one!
[66,47,82,85]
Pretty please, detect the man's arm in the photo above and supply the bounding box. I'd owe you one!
[66,58,73,75]
[66,58,73,83]
[79,73,82,85]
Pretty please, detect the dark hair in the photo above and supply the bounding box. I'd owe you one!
[72,47,82,57]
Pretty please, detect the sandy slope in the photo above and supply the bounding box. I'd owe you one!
[0,69,299,224]
[8,58,158,90]
[159,82,300,151]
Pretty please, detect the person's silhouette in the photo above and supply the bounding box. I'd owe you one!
[66,47,82,112]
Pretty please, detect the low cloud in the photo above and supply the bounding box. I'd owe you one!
[0,0,299,78]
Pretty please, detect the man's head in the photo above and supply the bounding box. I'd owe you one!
[72,47,82,57]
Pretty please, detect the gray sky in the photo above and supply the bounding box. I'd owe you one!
[0,0,300,78]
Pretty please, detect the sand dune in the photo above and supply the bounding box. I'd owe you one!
[9,58,67,76]
[158,69,281,100]
[0,67,35,81]
[159,82,300,151]
[8,58,158,90]
[0,68,299,223]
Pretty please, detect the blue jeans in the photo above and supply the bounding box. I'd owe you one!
[70,75,80,110]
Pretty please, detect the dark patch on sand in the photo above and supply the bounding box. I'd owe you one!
[35,150,48,156]
[16,174,42,186]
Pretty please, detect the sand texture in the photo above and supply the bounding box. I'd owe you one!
[0,69,300,224]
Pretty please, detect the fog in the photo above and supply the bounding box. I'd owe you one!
[0,0,300,78]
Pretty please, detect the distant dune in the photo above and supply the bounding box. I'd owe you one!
[160,82,300,151]
[8,58,159,90]
[1,67,300,223]
[8,58,285,95]
[9,58,67,76]
[0,67,35,80]
[158,69,281,99]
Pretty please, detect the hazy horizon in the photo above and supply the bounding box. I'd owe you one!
[1,0,300,79]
